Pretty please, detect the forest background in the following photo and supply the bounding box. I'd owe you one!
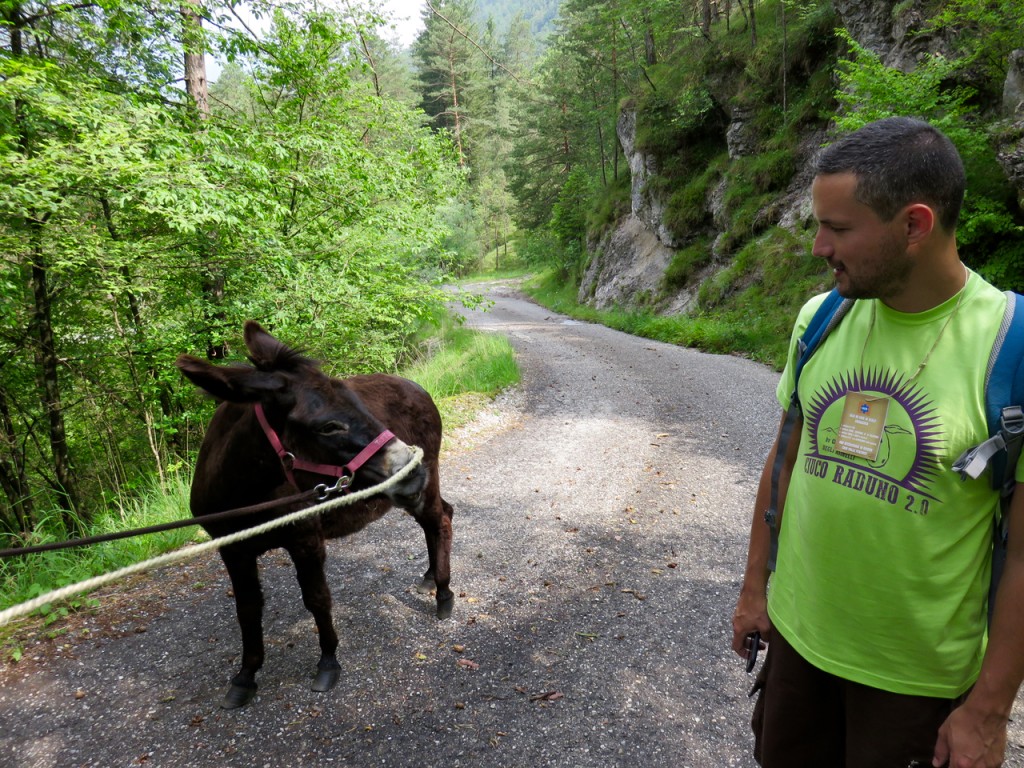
[1,0,1023,611]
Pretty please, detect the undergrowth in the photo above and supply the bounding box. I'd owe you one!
[523,223,831,370]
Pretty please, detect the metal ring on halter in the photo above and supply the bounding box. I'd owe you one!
[282,452,296,471]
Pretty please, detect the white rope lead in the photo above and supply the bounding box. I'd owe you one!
[0,447,425,629]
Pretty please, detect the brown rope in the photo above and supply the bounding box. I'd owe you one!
[0,488,321,559]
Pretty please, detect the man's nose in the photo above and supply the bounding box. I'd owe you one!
[811,228,831,259]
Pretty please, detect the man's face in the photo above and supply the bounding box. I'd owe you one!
[811,172,913,303]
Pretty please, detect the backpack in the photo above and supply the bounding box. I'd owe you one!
[765,288,1024,623]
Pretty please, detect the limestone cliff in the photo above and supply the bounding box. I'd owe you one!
[578,1,1024,314]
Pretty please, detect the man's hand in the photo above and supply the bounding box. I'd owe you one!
[932,701,1008,768]
[731,590,771,658]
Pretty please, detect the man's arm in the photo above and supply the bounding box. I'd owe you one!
[731,410,801,656]
[933,486,1024,768]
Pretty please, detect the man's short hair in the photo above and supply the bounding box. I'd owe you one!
[814,117,966,232]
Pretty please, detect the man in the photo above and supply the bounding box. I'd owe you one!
[731,116,1024,767]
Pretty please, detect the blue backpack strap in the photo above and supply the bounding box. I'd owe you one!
[987,293,1024,620]
[985,292,1024,491]
[766,289,854,571]
[793,289,854,396]
[952,291,1024,623]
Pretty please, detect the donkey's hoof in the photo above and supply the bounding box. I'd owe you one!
[436,593,454,620]
[312,667,340,692]
[221,683,257,709]
[415,577,436,595]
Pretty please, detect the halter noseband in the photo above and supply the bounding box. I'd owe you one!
[254,402,396,495]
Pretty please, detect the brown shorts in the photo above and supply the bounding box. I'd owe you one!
[751,628,964,768]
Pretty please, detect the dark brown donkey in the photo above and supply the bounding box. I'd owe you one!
[176,321,454,709]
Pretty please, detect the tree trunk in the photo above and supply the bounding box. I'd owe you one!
[746,0,757,46]
[448,50,466,166]
[780,0,787,115]
[0,386,34,536]
[611,18,620,182]
[100,196,180,450]
[9,2,80,528]
[182,6,210,120]
[181,7,226,359]
[29,241,81,528]
[643,10,657,66]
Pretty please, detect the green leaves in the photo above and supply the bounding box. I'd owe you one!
[833,31,976,140]
[0,0,464,531]
[830,29,1019,277]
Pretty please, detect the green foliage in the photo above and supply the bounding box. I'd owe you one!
[550,166,597,248]
[0,1,465,538]
[587,172,631,235]
[661,153,727,237]
[523,257,794,366]
[832,30,1024,286]
[664,177,713,234]
[0,473,201,615]
[672,85,717,134]
[833,31,977,139]
[429,198,485,276]
[661,239,713,292]
[926,0,1024,103]
[473,0,561,41]
[525,221,831,369]
[413,0,482,162]
[404,317,520,401]
[512,229,577,273]
[746,150,797,194]
[961,196,1024,293]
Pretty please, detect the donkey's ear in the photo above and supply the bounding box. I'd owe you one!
[176,354,285,402]
[243,320,312,372]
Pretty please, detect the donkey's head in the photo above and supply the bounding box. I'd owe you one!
[176,321,425,502]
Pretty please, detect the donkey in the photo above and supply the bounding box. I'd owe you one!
[176,321,454,708]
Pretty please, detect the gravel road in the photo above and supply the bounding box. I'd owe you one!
[2,280,1022,768]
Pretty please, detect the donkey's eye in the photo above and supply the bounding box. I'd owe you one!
[319,421,349,436]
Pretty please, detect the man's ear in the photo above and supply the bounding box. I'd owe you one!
[904,203,936,244]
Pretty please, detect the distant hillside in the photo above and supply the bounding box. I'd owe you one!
[474,0,560,39]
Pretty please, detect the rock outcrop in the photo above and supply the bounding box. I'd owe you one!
[997,50,1024,209]
[578,214,675,310]
[578,3,1023,315]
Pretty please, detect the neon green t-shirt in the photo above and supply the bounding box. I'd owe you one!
[769,269,1013,698]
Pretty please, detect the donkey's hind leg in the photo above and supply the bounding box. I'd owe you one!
[286,538,341,693]
[412,494,454,620]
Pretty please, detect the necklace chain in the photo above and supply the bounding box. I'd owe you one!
[859,264,969,383]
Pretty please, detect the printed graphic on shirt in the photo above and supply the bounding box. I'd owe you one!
[801,367,945,509]
[835,392,890,461]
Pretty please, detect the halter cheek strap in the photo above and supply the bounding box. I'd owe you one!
[254,403,395,490]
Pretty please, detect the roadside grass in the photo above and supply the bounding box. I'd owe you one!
[0,315,520,655]
[0,473,201,656]
[460,265,532,282]
[403,315,520,445]
[522,268,794,369]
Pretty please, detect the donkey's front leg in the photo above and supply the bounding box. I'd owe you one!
[221,548,265,709]
[286,539,340,693]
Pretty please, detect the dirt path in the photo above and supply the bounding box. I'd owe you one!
[2,281,1022,767]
